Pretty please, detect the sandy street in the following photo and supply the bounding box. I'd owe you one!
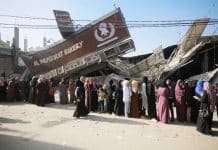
[0,102,218,150]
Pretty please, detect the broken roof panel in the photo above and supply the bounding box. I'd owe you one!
[186,68,218,82]
[128,45,166,75]
[179,18,210,55]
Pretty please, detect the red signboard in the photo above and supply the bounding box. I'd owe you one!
[21,8,130,75]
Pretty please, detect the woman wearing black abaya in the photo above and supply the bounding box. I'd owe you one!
[148,79,157,119]
[191,80,203,123]
[89,79,98,112]
[196,82,212,135]
[73,77,88,118]
[114,80,124,116]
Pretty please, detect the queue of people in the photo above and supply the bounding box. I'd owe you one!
[1,73,218,136]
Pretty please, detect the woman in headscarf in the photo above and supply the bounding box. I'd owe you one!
[191,80,204,123]
[130,80,141,118]
[107,80,115,114]
[84,78,91,113]
[141,76,149,117]
[184,81,195,122]
[68,79,75,104]
[157,80,169,123]
[48,78,56,103]
[122,79,131,118]
[196,81,213,135]
[0,77,7,101]
[28,76,38,104]
[36,76,46,106]
[203,82,215,130]
[73,77,87,118]
[195,80,204,97]
[89,78,98,112]
[114,80,124,116]
[148,79,157,120]
[175,79,187,122]
[7,78,16,102]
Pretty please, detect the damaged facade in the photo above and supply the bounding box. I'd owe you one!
[19,9,217,84]
[20,8,135,80]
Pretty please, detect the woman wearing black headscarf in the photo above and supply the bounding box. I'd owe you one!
[73,77,88,118]
[114,80,124,116]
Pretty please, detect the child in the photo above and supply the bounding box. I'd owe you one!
[98,86,106,113]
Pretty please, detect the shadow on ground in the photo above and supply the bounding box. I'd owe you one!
[168,120,196,127]
[0,101,27,106]
[46,103,76,111]
[0,127,25,134]
[41,117,72,128]
[0,117,31,124]
[80,114,148,125]
[0,134,84,150]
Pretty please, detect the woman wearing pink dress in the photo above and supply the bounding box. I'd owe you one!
[175,79,187,122]
[157,81,169,123]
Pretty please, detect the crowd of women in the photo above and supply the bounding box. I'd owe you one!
[0,73,218,136]
[72,76,218,135]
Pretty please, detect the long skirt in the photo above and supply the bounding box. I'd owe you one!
[196,115,212,135]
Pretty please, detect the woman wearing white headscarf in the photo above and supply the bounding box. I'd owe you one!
[122,79,131,117]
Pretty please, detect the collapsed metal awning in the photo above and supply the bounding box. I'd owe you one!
[186,67,218,82]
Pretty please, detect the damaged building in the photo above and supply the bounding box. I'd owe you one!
[20,9,217,84]
[114,18,218,85]
[20,8,135,80]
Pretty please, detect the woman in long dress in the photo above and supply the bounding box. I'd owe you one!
[68,79,76,104]
[89,79,98,112]
[141,77,149,116]
[196,82,213,135]
[73,77,88,118]
[130,80,140,118]
[191,80,204,123]
[157,80,169,123]
[36,77,46,106]
[122,79,131,118]
[148,79,157,119]
[48,78,56,103]
[114,80,124,116]
[175,79,187,122]
[84,78,91,113]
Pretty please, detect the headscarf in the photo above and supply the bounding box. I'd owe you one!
[37,77,44,83]
[204,81,215,112]
[159,79,167,88]
[142,76,148,84]
[195,80,204,96]
[175,79,183,91]
[76,79,83,88]
[131,80,139,93]
[122,80,129,88]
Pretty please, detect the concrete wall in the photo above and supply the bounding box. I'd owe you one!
[0,55,14,77]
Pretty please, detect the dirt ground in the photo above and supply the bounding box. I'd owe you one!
[0,101,218,150]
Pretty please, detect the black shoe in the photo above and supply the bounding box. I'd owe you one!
[170,118,174,122]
